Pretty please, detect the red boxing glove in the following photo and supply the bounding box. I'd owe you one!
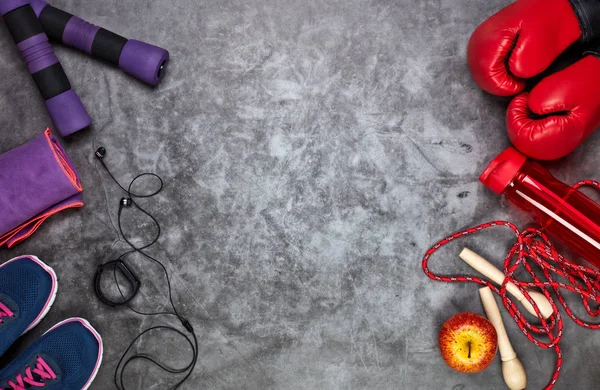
[507,53,600,160]
[467,0,600,96]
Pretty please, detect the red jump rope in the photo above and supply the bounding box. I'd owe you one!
[422,147,600,389]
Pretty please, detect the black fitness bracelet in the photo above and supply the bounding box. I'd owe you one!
[94,259,141,307]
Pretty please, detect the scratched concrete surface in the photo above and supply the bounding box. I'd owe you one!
[1,0,600,388]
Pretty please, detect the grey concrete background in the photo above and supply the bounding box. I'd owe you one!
[1,0,600,388]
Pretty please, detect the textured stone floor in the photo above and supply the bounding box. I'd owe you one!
[2,0,600,388]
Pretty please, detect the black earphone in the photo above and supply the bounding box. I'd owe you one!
[94,147,198,390]
[94,146,106,159]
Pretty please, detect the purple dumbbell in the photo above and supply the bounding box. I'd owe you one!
[29,0,169,86]
[0,0,91,136]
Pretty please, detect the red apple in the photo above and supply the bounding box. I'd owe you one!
[439,312,498,373]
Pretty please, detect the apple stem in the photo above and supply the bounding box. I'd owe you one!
[467,341,471,359]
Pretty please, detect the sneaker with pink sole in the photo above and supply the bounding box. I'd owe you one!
[0,256,57,357]
[0,318,103,390]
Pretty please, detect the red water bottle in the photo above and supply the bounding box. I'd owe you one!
[480,147,600,268]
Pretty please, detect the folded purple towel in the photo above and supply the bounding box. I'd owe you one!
[0,129,83,248]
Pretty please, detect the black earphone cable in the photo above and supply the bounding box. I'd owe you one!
[93,147,199,390]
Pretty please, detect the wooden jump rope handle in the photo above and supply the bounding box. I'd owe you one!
[460,248,553,319]
[480,287,527,390]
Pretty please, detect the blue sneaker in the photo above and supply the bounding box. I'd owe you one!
[0,318,103,390]
[0,256,58,357]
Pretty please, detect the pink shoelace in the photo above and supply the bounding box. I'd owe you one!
[3,357,56,390]
[0,302,13,324]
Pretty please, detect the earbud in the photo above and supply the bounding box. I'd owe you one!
[95,147,106,160]
[120,198,132,207]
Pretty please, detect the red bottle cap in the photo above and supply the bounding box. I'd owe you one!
[479,147,527,194]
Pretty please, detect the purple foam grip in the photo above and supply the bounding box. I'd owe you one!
[63,15,100,54]
[0,129,83,248]
[119,40,169,86]
[16,34,58,74]
[45,90,92,137]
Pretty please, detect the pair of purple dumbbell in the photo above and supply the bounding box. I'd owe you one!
[0,0,169,136]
